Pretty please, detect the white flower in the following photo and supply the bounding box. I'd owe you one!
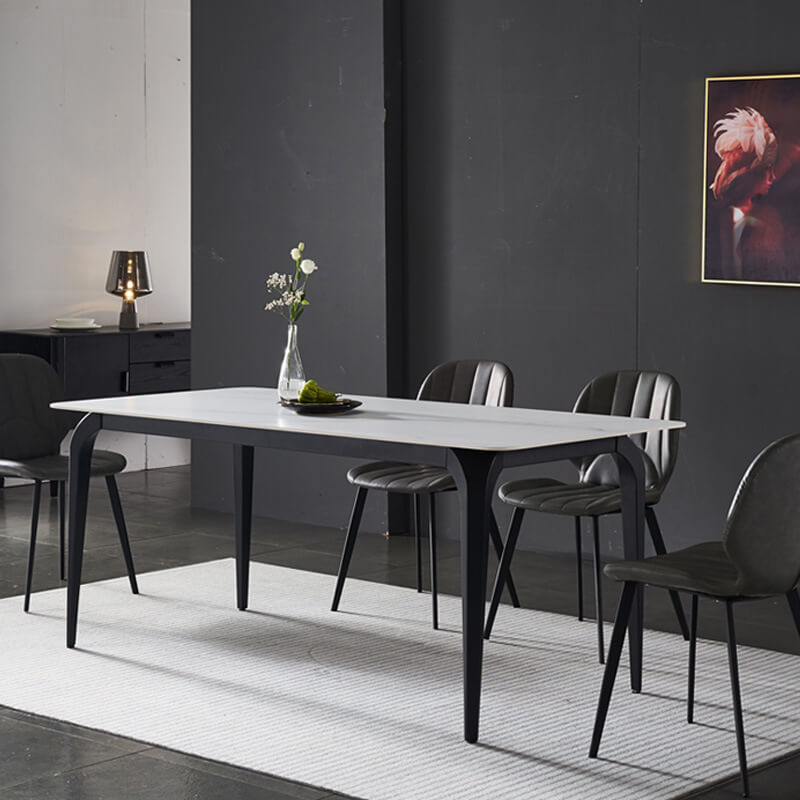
[300,259,317,275]
[290,248,301,261]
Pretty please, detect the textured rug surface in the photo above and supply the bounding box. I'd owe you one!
[2,560,798,800]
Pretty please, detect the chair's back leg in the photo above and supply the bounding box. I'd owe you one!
[687,594,699,723]
[484,506,525,640]
[725,601,750,797]
[428,493,438,630]
[591,516,605,664]
[589,580,637,757]
[414,493,423,593]
[489,511,521,608]
[575,516,584,621]
[58,480,66,581]
[23,480,43,612]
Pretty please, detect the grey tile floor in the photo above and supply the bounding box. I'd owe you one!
[0,466,797,799]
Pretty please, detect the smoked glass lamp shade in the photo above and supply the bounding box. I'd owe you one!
[106,250,153,329]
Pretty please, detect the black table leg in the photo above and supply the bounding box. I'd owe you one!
[447,448,499,743]
[615,436,646,693]
[67,413,102,648]
[233,444,254,610]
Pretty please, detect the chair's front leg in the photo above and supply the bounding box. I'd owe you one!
[614,436,646,693]
[106,475,139,594]
[589,580,637,758]
[447,448,500,744]
[67,413,102,648]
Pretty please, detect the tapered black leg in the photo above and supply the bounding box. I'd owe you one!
[428,493,439,630]
[575,516,584,621]
[591,516,605,664]
[105,476,138,594]
[725,601,750,797]
[414,494,422,593]
[58,480,66,581]
[645,506,690,640]
[233,444,254,611]
[49,480,58,498]
[615,436,646,693]
[786,589,800,637]
[67,413,101,648]
[589,580,637,758]
[23,480,43,612]
[688,594,698,723]
[331,487,368,611]
[488,511,521,608]
[447,447,499,743]
[484,507,524,639]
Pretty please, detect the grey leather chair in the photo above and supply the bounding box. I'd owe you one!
[0,354,138,610]
[331,360,519,628]
[590,433,800,798]
[485,370,689,661]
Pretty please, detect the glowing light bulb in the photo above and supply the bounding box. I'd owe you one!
[124,289,135,301]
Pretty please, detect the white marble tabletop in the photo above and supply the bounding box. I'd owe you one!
[52,387,685,452]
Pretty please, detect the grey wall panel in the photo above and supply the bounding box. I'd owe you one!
[403,1,640,550]
[637,0,800,553]
[191,1,388,529]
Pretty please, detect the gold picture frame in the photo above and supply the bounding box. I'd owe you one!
[702,73,800,287]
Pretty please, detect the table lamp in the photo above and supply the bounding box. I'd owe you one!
[106,250,153,329]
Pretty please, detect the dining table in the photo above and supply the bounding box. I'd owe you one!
[52,386,685,744]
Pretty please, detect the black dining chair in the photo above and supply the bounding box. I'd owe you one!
[331,359,520,628]
[485,370,689,662]
[0,354,139,611]
[589,432,800,798]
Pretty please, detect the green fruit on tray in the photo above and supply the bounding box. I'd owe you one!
[298,379,338,403]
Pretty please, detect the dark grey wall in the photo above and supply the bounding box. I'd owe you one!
[191,0,389,528]
[637,0,800,551]
[403,1,641,550]
[192,0,800,557]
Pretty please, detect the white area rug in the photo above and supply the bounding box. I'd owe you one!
[2,560,798,800]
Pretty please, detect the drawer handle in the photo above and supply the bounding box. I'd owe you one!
[154,361,176,368]
[154,332,176,338]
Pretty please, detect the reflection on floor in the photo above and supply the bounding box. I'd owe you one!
[0,467,797,800]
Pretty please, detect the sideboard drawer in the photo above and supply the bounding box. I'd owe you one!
[130,330,190,363]
[128,361,191,394]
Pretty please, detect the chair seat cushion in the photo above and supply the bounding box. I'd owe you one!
[604,542,745,598]
[347,461,455,494]
[0,450,126,482]
[498,477,661,517]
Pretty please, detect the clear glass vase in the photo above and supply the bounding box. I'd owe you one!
[277,323,306,401]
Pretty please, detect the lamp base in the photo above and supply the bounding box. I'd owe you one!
[118,300,139,330]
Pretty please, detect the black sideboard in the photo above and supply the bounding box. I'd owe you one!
[0,322,191,401]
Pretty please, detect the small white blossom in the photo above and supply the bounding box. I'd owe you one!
[265,242,317,323]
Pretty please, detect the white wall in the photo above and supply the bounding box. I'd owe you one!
[0,0,191,472]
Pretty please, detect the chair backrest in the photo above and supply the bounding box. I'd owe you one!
[0,354,72,460]
[572,370,681,493]
[723,433,800,596]
[416,360,514,407]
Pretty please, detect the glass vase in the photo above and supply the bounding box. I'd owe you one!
[277,323,306,401]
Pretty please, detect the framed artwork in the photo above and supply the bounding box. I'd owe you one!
[702,73,800,286]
